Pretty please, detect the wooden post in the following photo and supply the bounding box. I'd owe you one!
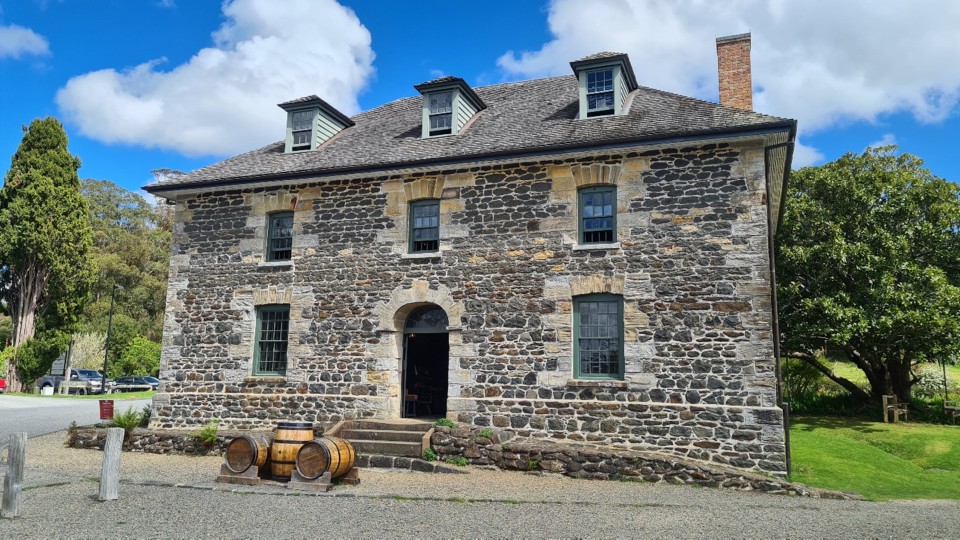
[1,433,26,518]
[99,427,123,501]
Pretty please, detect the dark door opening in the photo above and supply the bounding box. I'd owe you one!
[403,332,448,418]
[402,305,449,419]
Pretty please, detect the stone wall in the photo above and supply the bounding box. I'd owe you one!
[153,141,787,475]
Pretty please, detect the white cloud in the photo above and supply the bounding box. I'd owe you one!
[498,0,960,153]
[55,0,373,157]
[792,139,825,168]
[866,133,897,150]
[0,23,50,59]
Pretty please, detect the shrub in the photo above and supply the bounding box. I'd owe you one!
[192,419,220,450]
[139,404,152,427]
[69,332,107,370]
[912,363,955,399]
[444,456,468,467]
[477,428,494,439]
[433,418,456,429]
[782,357,831,399]
[110,407,143,441]
[110,336,160,379]
[423,448,437,461]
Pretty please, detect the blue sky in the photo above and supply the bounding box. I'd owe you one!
[1,0,958,198]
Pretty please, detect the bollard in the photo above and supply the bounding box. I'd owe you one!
[2,433,27,518]
[99,427,124,501]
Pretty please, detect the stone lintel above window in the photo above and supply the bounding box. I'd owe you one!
[414,76,487,138]
[569,52,638,120]
[278,95,355,153]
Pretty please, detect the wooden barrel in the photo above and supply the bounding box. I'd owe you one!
[296,436,356,480]
[224,433,272,474]
[270,421,315,480]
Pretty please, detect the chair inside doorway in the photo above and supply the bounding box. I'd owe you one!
[403,305,449,419]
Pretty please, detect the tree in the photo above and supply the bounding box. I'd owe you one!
[78,179,170,346]
[0,118,94,392]
[777,147,960,403]
[110,335,161,378]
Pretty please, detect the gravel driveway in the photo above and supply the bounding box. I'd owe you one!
[2,431,958,538]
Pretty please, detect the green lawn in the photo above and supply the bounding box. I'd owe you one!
[825,356,960,388]
[4,391,155,400]
[790,416,960,500]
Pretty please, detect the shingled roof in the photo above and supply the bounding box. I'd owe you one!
[145,74,793,194]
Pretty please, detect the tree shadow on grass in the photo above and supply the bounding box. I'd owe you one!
[791,415,886,434]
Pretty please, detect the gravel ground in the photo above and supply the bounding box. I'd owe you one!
[2,431,959,539]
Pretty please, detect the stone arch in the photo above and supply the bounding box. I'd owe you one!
[572,163,621,188]
[569,274,625,296]
[375,280,463,331]
[403,177,445,202]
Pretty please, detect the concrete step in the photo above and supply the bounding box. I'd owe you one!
[344,420,432,433]
[349,439,423,458]
[341,429,425,443]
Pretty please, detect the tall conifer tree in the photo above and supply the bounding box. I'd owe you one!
[0,118,94,392]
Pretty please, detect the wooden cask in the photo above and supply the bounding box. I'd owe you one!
[270,422,315,480]
[296,436,356,480]
[224,433,272,474]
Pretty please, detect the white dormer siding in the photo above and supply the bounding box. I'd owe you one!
[278,95,355,153]
[415,77,486,138]
[570,52,639,120]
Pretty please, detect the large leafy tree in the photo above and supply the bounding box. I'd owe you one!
[777,147,960,403]
[0,118,94,391]
[76,178,171,368]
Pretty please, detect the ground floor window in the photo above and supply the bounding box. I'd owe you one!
[574,294,624,379]
[255,305,289,375]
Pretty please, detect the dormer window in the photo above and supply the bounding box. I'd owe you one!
[291,110,314,151]
[586,69,615,117]
[570,52,638,120]
[278,95,355,154]
[415,76,486,139]
[428,92,453,136]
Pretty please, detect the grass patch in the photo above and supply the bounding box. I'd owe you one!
[5,391,155,400]
[790,416,960,501]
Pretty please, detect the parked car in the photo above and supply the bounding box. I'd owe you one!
[113,375,160,392]
[36,369,111,394]
[0,378,5,393]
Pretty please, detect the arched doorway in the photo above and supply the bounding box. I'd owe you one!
[402,305,449,418]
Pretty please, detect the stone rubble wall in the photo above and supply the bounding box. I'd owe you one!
[429,425,855,499]
[153,141,788,475]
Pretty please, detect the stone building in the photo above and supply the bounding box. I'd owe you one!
[145,34,796,475]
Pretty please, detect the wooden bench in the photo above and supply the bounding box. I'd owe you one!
[58,381,89,396]
[882,394,908,423]
[945,401,960,422]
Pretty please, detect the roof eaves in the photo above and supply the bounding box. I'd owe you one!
[143,121,795,195]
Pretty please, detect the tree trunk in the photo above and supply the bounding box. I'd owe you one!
[786,351,872,402]
[6,260,47,393]
[888,353,914,403]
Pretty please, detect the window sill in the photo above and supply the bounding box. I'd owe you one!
[245,376,287,383]
[572,242,621,251]
[567,379,628,389]
[401,252,441,260]
[258,260,294,269]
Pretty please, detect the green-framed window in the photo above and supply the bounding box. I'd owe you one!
[254,305,289,375]
[586,69,615,117]
[409,200,440,253]
[267,212,293,261]
[574,294,624,379]
[579,186,616,244]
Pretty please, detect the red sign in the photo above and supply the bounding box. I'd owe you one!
[99,400,114,420]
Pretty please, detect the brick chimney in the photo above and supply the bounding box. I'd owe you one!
[716,33,752,111]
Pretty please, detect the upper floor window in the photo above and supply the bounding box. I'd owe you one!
[586,69,615,117]
[574,294,624,379]
[255,305,290,375]
[409,200,440,253]
[579,186,616,244]
[428,92,453,136]
[291,110,313,151]
[267,212,293,261]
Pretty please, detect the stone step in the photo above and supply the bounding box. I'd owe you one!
[349,439,423,458]
[343,420,432,433]
[340,429,425,443]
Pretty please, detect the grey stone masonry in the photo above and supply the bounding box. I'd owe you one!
[152,140,787,475]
